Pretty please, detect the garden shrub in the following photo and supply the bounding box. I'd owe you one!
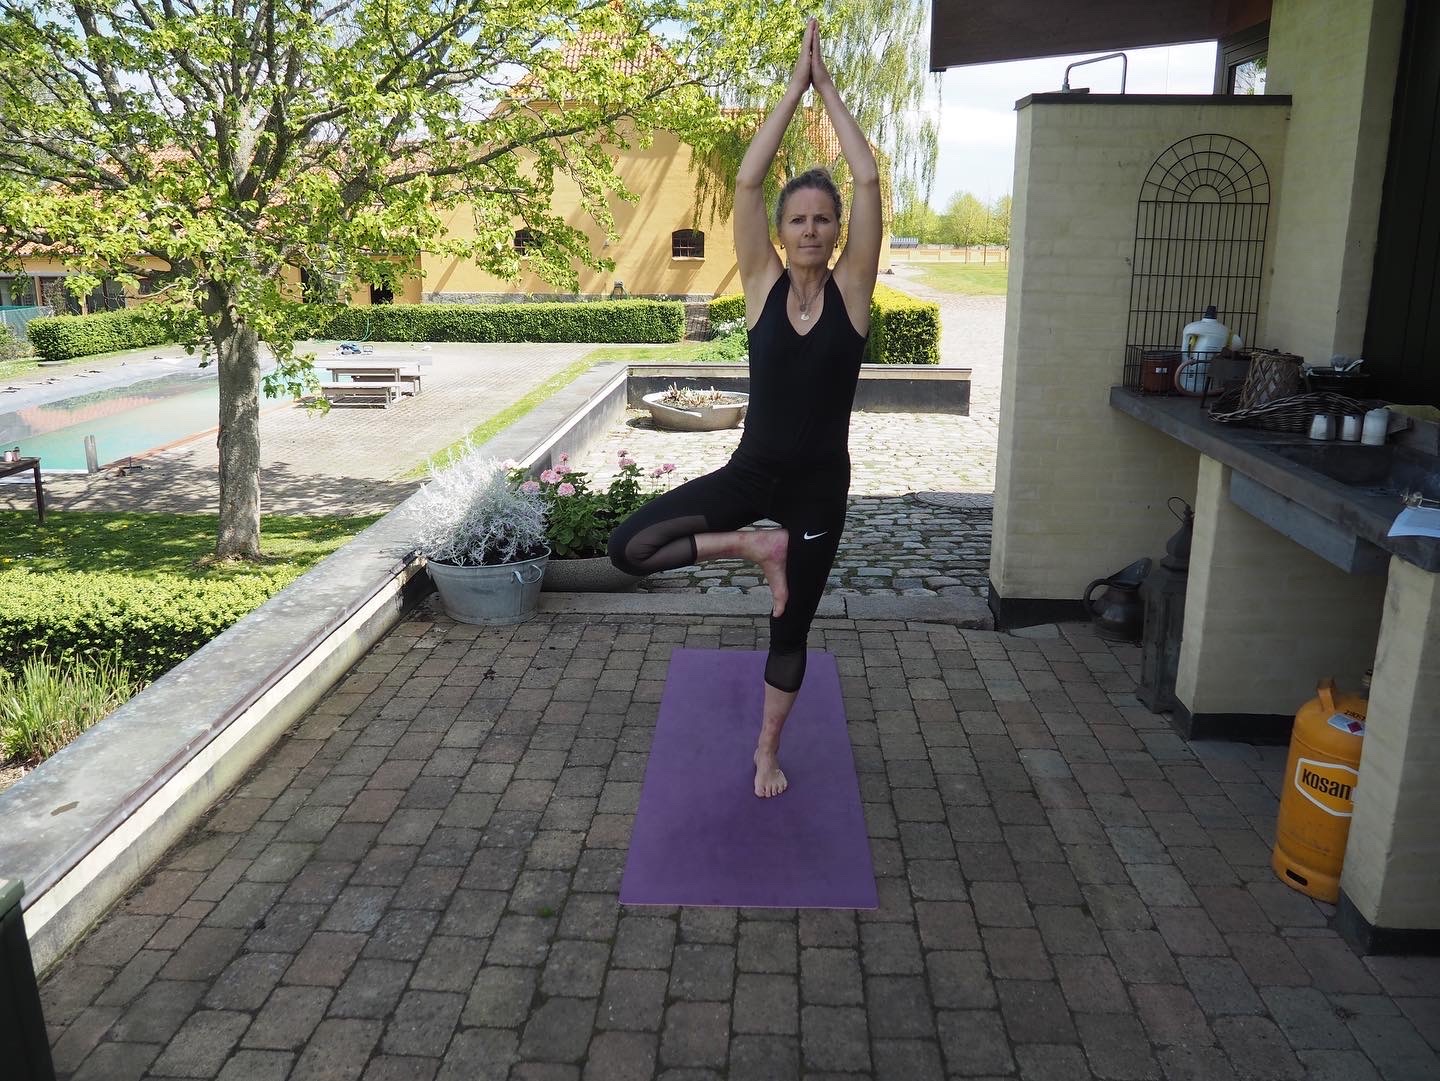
[27,307,175,362]
[707,293,747,327]
[864,284,940,366]
[0,569,284,683]
[0,322,34,361]
[321,299,685,344]
[0,653,140,761]
[691,328,748,362]
[706,283,940,365]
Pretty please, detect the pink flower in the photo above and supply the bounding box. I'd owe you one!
[557,482,576,497]
[661,462,676,473]
[558,453,569,463]
[555,462,572,475]
[501,458,518,469]
[618,448,629,457]
[540,468,560,484]
[650,468,663,478]
[520,480,540,494]
[619,456,635,468]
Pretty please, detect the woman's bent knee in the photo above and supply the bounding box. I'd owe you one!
[607,526,639,575]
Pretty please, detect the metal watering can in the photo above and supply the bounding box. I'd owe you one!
[1084,557,1152,642]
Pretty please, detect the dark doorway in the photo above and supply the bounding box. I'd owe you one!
[1364,0,1440,406]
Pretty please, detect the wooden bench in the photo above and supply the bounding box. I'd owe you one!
[312,381,410,407]
[317,361,423,395]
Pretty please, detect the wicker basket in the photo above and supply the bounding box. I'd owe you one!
[1209,390,1372,433]
[1234,349,1304,410]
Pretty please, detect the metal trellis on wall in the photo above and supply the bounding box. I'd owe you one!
[1122,134,1271,392]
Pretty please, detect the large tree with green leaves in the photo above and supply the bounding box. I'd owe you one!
[0,0,807,559]
[692,0,937,230]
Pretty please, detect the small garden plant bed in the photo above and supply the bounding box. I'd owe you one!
[0,509,380,790]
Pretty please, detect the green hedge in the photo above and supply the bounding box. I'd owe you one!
[322,299,685,344]
[707,293,747,327]
[706,282,940,365]
[864,283,940,366]
[27,308,174,362]
[0,569,282,683]
[691,329,748,362]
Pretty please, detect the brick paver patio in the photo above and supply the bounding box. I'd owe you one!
[38,608,1440,1080]
[23,277,1440,1077]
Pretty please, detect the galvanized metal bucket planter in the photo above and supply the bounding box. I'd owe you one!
[642,391,748,432]
[425,549,549,624]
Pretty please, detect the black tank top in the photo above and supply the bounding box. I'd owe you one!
[737,270,868,468]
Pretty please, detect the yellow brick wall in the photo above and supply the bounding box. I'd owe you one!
[1262,0,1405,362]
[1342,558,1440,928]
[1174,456,1386,716]
[423,126,891,301]
[991,100,1289,603]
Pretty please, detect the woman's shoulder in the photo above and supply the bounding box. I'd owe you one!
[830,260,875,340]
[743,265,788,330]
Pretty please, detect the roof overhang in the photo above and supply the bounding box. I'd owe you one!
[928,0,1271,70]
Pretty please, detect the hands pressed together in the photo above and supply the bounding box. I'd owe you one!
[788,18,834,97]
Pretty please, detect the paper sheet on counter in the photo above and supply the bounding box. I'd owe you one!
[1388,506,1440,539]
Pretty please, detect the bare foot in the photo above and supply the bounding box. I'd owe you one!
[753,747,788,798]
[747,528,789,617]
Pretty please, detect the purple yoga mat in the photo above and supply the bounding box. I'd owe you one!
[620,648,877,909]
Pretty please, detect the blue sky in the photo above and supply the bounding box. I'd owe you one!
[923,41,1220,205]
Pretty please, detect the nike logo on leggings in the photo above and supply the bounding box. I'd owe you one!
[802,530,828,541]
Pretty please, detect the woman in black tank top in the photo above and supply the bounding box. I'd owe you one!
[609,17,881,799]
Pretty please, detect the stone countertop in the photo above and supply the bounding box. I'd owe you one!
[1110,387,1440,573]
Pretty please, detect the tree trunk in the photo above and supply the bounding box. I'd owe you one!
[210,287,263,560]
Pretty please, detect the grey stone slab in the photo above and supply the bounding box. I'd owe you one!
[241,986,332,1050]
[801,1005,871,1073]
[936,1009,1014,1076]
[662,1002,732,1070]
[150,1009,251,1077]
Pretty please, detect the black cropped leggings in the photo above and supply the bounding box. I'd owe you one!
[608,454,848,692]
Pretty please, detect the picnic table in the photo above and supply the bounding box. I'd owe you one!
[0,455,45,524]
[312,357,423,407]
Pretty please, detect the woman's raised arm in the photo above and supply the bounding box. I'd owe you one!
[733,21,815,308]
[812,27,882,320]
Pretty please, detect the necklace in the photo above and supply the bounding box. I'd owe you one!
[791,270,829,321]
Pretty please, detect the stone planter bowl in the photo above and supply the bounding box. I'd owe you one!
[542,554,641,592]
[642,391,749,432]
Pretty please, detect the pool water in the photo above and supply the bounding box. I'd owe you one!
[0,370,275,471]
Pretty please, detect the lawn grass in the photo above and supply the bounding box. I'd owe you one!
[0,510,382,582]
[410,355,599,478]
[909,262,1010,296]
[408,340,749,479]
[0,355,39,382]
[582,340,728,363]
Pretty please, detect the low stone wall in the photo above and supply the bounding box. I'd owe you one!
[626,363,973,415]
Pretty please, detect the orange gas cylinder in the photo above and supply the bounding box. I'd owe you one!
[1272,678,1367,902]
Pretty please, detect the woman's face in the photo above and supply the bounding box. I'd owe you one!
[778,187,839,269]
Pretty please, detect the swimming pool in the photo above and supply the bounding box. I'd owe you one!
[0,368,275,471]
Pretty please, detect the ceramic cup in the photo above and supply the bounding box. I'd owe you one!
[1362,408,1391,446]
[1340,414,1362,442]
[1309,414,1335,441]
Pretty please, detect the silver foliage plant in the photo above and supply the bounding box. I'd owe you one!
[412,446,548,567]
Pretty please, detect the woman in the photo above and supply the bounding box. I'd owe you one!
[609,18,881,798]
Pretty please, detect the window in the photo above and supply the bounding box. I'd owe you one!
[1215,21,1268,96]
[672,229,705,258]
[514,229,535,253]
[370,284,394,305]
[299,267,323,303]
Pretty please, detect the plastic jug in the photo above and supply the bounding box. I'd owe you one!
[1177,306,1231,394]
